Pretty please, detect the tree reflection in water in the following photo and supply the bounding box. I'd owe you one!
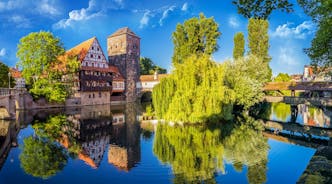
[153,114,269,184]
[19,136,68,179]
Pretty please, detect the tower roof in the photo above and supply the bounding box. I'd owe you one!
[108,27,139,38]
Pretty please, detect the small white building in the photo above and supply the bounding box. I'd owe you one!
[137,72,169,91]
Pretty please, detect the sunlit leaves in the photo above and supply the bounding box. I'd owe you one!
[172,13,220,65]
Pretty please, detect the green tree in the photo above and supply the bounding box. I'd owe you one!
[233,32,245,59]
[172,13,220,65]
[140,57,167,75]
[19,136,68,179]
[232,0,294,19]
[0,62,15,88]
[274,73,291,82]
[298,0,332,66]
[224,55,270,110]
[153,55,230,123]
[248,18,272,80]
[17,31,65,84]
[17,31,80,102]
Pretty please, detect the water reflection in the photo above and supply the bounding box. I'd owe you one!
[0,120,19,170]
[153,115,269,183]
[0,104,325,183]
[15,104,141,178]
[253,102,332,128]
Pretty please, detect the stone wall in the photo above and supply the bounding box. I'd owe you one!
[107,29,140,102]
[79,91,111,106]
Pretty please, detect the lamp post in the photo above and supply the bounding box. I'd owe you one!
[8,72,11,89]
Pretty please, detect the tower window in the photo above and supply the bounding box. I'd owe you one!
[90,54,93,58]
[97,48,99,51]
[98,55,101,59]
[92,46,94,50]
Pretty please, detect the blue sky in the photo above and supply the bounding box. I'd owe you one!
[0,0,315,75]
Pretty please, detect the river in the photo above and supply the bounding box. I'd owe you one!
[0,102,329,183]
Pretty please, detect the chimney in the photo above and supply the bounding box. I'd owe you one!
[154,71,158,80]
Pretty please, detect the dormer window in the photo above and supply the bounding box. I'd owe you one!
[97,48,99,51]
[98,55,101,59]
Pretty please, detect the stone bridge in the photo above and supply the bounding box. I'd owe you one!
[263,82,332,92]
[0,88,27,120]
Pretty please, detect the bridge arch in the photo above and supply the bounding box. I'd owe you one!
[140,91,152,102]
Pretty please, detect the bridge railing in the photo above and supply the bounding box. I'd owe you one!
[0,88,27,96]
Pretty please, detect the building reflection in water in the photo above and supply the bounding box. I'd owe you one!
[108,104,141,171]
[64,104,141,170]
[0,104,141,176]
[269,103,332,128]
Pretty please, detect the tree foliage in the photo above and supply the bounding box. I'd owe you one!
[0,61,15,88]
[233,32,245,60]
[297,0,332,66]
[17,31,80,102]
[232,0,294,19]
[172,13,220,65]
[19,136,68,179]
[274,73,291,82]
[153,55,231,123]
[17,31,65,85]
[248,18,272,80]
[224,55,270,110]
[140,57,167,75]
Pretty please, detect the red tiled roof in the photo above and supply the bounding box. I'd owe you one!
[67,37,95,62]
[9,68,22,78]
[140,74,169,82]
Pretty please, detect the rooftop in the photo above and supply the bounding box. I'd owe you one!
[140,74,169,82]
[108,27,139,38]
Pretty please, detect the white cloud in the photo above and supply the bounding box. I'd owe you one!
[53,0,125,29]
[138,5,178,28]
[181,3,188,11]
[159,5,176,26]
[271,21,315,39]
[38,0,60,16]
[140,10,152,29]
[9,15,31,28]
[278,47,299,66]
[53,0,103,29]
[228,16,240,28]
[0,48,6,57]
[0,0,22,11]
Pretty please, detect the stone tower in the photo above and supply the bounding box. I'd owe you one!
[107,27,140,102]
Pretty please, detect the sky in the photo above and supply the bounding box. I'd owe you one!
[0,0,316,75]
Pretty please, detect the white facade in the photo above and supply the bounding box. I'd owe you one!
[81,39,109,69]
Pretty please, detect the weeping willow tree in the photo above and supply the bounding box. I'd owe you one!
[153,123,225,183]
[153,55,233,123]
